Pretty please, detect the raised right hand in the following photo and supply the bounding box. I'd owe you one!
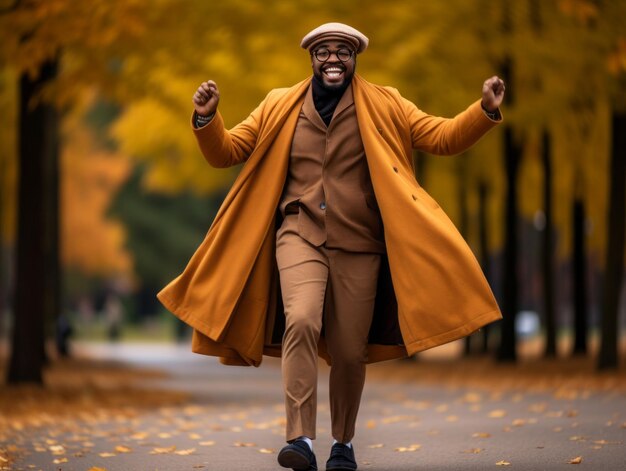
[193,80,220,117]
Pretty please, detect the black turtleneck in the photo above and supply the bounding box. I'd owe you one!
[312,75,350,126]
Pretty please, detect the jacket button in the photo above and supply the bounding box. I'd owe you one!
[377,128,383,134]
[320,202,326,210]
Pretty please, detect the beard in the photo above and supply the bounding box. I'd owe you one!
[313,63,355,91]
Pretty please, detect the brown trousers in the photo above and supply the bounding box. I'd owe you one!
[276,214,381,443]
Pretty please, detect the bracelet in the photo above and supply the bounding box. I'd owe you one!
[195,112,214,127]
[481,103,500,120]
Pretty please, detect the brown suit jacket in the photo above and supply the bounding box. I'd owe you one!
[280,83,384,253]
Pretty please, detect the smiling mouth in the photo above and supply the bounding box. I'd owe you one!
[323,66,345,80]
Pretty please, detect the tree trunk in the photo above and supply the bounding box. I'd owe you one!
[7,58,59,384]
[597,112,626,370]
[478,179,492,353]
[571,196,588,355]
[497,124,521,363]
[497,54,521,363]
[541,130,557,357]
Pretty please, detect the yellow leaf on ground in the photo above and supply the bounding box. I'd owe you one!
[53,458,68,464]
[150,446,176,454]
[174,448,196,455]
[115,445,132,453]
[368,444,384,448]
[464,448,483,454]
[496,460,511,466]
[569,456,583,464]
[0,456,8,463]
[489,410,507,418]
[188,433,202,439]
[395,444,421,452]
[49,445,65,454]
[199,441,216,446]
[258,448,275,454]
[233,442,256,447]
[472,432,491,438]
[88,468,108,471]
[366,420,376,429]
[98,452,116,458]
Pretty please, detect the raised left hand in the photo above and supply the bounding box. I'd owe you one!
[481,76,505,112]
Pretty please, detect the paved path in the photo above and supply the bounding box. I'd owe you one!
[4,343,626,470]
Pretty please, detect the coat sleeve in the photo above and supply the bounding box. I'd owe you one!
[190,94,270,168]
[400,97,501,156]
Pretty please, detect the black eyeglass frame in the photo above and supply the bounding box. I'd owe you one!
[311,47,355,63]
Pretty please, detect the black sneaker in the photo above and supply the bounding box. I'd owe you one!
[326,443,357,470]
[277,439,318,471]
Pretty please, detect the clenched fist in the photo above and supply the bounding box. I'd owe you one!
[481,76,505,112]
[193,80,220,117]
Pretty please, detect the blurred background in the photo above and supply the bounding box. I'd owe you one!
[0,0,625,385]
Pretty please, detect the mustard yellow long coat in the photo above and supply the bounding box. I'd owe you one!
[157,74,503,367]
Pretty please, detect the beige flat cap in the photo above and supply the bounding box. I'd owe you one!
[301,22,369,54]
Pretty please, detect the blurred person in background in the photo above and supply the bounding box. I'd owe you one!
[159,22,505,471]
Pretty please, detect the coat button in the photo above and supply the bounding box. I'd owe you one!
[377,127,383,134]
[320,202,326,210]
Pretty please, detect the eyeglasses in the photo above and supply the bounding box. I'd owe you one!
[311,48,354,63]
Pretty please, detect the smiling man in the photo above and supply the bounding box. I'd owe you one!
[159,22,505,471]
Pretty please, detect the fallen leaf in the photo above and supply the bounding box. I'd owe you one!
[49,445,65,455]
[174,448,196,455]
[88,468,108,471]
[199,440,216,446]
[472,432,491,438]
[115,445,132,453]
[446,415,459,422]
[188,433,202,439]
[461,392,482,403]
[0,456,8,463]
[568,456,583,464]
[512,419,526,427]
[158,433,172,438]
[368,444,384,448]
[99,452,116,458]
[233,442,256,447]
[395,444,421,452]
[150,446,176,454]
[569,436,585,441]
[53,458,68,464]
[463,448,483,454]
[258,448,275,454]
[366,420,376,429]
[489,410,507,418]
[496,460,511,466]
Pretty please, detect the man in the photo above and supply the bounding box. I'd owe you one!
[158,22,504,471]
